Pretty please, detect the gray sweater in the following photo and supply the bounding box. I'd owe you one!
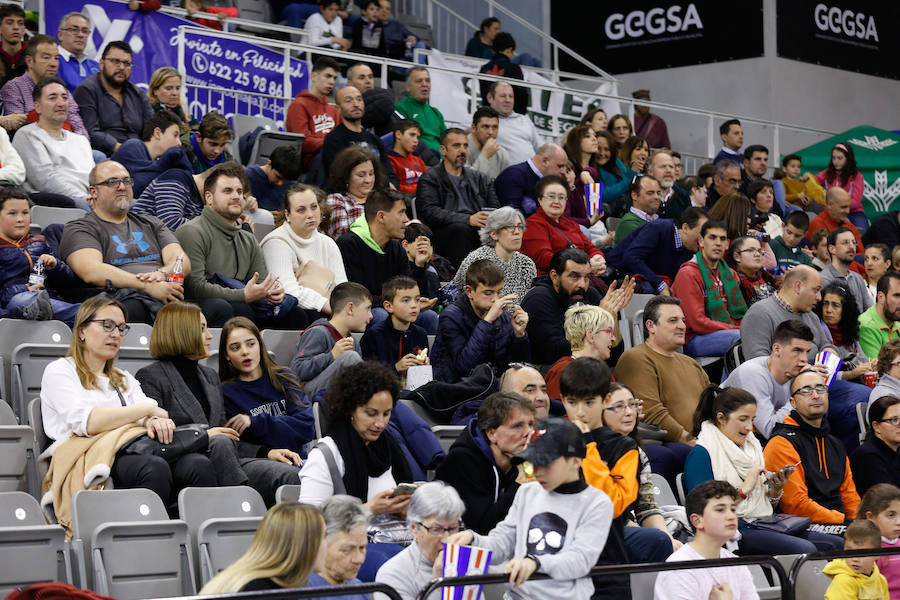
[723,356,791,439]
[472,480,612,600]
[290,318,360,381]
[740,295,825,361]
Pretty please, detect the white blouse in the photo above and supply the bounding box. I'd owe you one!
[40,357,157,440]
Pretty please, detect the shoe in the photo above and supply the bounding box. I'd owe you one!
[21,290,52,320]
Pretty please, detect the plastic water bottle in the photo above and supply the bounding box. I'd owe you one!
[28,259,45,287]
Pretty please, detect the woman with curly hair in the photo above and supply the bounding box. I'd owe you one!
[814,282,874,381]
[325,146,386,238]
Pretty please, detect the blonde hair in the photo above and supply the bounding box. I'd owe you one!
[200,502,324,594]
[69,295,129,392]
[147,66,183,107]
[564,304,615,351]
[149,301,207,360]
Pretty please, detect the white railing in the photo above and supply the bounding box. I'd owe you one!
[159,4,308,40]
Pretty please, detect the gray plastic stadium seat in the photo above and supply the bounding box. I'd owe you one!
[177,486,265,586]
[11,342,69,424]
[856,401,867,444]
[0,420,31,492]
[253,221,276,243]
[792,559,831,600]
[261,328,300,366]
[29,206,87,229]
[27,398,50,499]
[0,318,70,409]
[618,294,655,350]
[675,472,686,505]
[121,322,153,348]
[0,491,72,596]
[231,114,276,163]
[207,327,223,353]
[248,131,304,167]
[275,484,301,503]
[649,473,679,507]
[431,425,463,454]
[72,488,196,598]
[114,346,156,377]
[313,401,323,439]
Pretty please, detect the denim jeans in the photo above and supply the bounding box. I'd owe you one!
[3,290,80,325]
[683,328,740,358]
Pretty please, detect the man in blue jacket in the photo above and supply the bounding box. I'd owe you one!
[494,142,567,217]
[430,258,530,382]
[605,206,707,295]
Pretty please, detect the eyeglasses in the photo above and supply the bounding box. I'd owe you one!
[891,361,900,368]
[61,26,91,35]
[94,177,134,188]
[605,400,643,414]
[877,416,900,427]
[793,384,829,397]
[416,521,463,536]
[738,248,763,256]
[88,319,131,335]
[501,224,525,232]
[105,58,132,68]
[594,328,614,335]
[541,194,567,201]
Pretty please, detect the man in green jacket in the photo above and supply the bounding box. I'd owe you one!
[858,270,900,359]
[394,66,446,152]
[175,162,309,329]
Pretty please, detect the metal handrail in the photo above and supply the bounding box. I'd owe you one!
[419,554,791,600]
[156,581,403,600]
[789,546,900,586]
[158,4,309,39]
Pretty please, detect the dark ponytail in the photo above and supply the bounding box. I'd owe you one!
[692,385,757,437]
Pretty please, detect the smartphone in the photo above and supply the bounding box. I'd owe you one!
[391,483,418,497]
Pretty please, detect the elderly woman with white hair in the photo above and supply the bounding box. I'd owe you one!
[451,206,537,303]
[308,495,374,597]
[375,481,466,599]
[544,304,617,398]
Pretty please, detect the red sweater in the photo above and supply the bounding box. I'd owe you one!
[521,207,602,274]
[388,151,426,194]
[286,90,341,159]
[670,259,740,340]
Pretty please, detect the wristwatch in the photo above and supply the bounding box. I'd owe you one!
[525,554,541,571]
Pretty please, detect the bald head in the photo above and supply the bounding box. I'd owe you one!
[825,186,851,222]
[533,143,567,177]
[500,365,549,420]
[781,265,822,313]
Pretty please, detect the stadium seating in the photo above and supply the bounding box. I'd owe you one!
[261,327,301,367]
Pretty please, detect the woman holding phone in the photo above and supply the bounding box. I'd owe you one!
[683,385,843,553]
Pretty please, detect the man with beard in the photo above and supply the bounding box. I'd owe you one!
[820,227,872,313]
[13,76,93,209]
[59,159,189,323]
[416,128,499,267]
[73,41,152,155]
[648,150,689,220]
[671,219,744,358]
[320,84,398,188]
[859,270,900,360]
[520,248,603,366]
[614,296,709,444]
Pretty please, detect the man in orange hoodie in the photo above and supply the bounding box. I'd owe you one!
[763,369,860,529]
[286,56,341,169]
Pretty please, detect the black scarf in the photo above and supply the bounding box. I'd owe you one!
[328,418,413,501]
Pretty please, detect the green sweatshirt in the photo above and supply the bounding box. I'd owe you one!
[613,211,649,244]
[394,95,446,151]
[769,235,813,270]
[175,206,269,301]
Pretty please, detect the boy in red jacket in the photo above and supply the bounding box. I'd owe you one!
[388,119,426,195]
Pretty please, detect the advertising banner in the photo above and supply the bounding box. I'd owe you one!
[777,1,900,80]
[550,1,764,74]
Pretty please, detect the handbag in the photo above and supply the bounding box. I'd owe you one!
[113,387,209,464]
[296,260,336,298]
[747,513,811,536]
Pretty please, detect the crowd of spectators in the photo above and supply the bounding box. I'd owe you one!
[4,2,900,599]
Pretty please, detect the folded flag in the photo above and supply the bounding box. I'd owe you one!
[586,182,603,216]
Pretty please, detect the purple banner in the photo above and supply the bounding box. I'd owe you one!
[42,0,308,124]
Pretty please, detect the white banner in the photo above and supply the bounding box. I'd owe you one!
[426,50,620,142]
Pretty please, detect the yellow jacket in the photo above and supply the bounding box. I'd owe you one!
[823,559,889,600]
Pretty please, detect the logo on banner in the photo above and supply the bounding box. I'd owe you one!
[81,3,144,57]
[604,4,703,42]
[864,171,900,214]
[849,135,898,152]
[813,4,879,43]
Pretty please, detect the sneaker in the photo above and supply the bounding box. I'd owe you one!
[20,290,52,320]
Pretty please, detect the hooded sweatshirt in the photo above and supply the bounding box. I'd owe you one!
[0,233,76,306]
[286,90,341,159]
[434,419,520,534]
[763,410,860,523]
[335,216,431,305]
[823,559,889,600]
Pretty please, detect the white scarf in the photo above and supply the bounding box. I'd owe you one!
[696,421,772,520]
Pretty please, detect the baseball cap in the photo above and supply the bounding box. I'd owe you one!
[513,418,586,466]
[632,89,651,99]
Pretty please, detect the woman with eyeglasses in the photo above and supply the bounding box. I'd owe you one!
[726,236,777,307]
[545,304,616,399]
[709,192,777,270]
[684,385,842,554]
[450,206,536,304]
[850,395,900,496]
[813,282,873,382]
[40,295,218,510]
[520,175,606,277]
[375,481,465,599]
[604,383,684,563]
